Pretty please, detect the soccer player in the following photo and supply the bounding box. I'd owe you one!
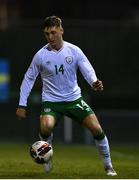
[16,16,117,176]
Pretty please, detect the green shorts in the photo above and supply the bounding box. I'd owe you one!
[41,97,94,123]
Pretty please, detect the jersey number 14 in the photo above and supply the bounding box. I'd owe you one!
[55,64,64,75]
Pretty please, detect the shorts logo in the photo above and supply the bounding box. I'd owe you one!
[44,108,51,112]
[65,56,73,64]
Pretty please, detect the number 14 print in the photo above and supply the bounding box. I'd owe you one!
[54,64,64,74]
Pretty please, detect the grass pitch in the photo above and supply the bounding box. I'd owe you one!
[0,143,139,179]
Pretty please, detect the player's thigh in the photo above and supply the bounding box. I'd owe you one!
[40,101,62,129]
[83,114,103,135]
[67,97,94,123]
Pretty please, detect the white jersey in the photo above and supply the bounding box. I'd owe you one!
[19,41,97,106]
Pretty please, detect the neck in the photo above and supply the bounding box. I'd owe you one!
[49,40,64,51]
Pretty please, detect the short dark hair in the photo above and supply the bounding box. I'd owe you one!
[43,16,62,29]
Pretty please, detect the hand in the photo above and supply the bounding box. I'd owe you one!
[92,80,104,91]
[16,107,27,120]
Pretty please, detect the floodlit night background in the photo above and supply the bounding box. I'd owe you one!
[0,0,139,144]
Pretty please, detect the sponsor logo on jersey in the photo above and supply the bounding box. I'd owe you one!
[65,56,73,64]
[46,61,51,65]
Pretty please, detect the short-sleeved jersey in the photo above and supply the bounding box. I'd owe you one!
[19,41,97,106]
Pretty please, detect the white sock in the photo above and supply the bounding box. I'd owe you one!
[95,136,113,168]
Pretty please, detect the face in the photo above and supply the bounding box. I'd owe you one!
[43,26,63,50]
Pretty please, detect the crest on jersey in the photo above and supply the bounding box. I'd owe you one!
[65,56,73,64]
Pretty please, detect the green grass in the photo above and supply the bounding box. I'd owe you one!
[0,143,139,179]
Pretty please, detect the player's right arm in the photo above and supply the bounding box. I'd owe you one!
[16,106,27,120]
[16,53,40,120]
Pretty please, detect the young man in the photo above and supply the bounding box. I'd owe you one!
[16,16,117,176]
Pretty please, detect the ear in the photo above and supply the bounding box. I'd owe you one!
[61,27,64,34]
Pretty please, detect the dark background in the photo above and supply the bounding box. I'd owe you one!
[0,1,139,144]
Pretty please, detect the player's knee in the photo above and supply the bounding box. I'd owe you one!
[40,115,55,135]
[42,122,54,134]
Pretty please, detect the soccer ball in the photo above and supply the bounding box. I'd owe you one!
[30,140,53,164]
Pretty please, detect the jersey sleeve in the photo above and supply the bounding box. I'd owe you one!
[19,53,40,106]
[77,48,97,86]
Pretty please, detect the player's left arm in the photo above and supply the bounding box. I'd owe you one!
[92,79,104,91]
[77,48,104,92]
